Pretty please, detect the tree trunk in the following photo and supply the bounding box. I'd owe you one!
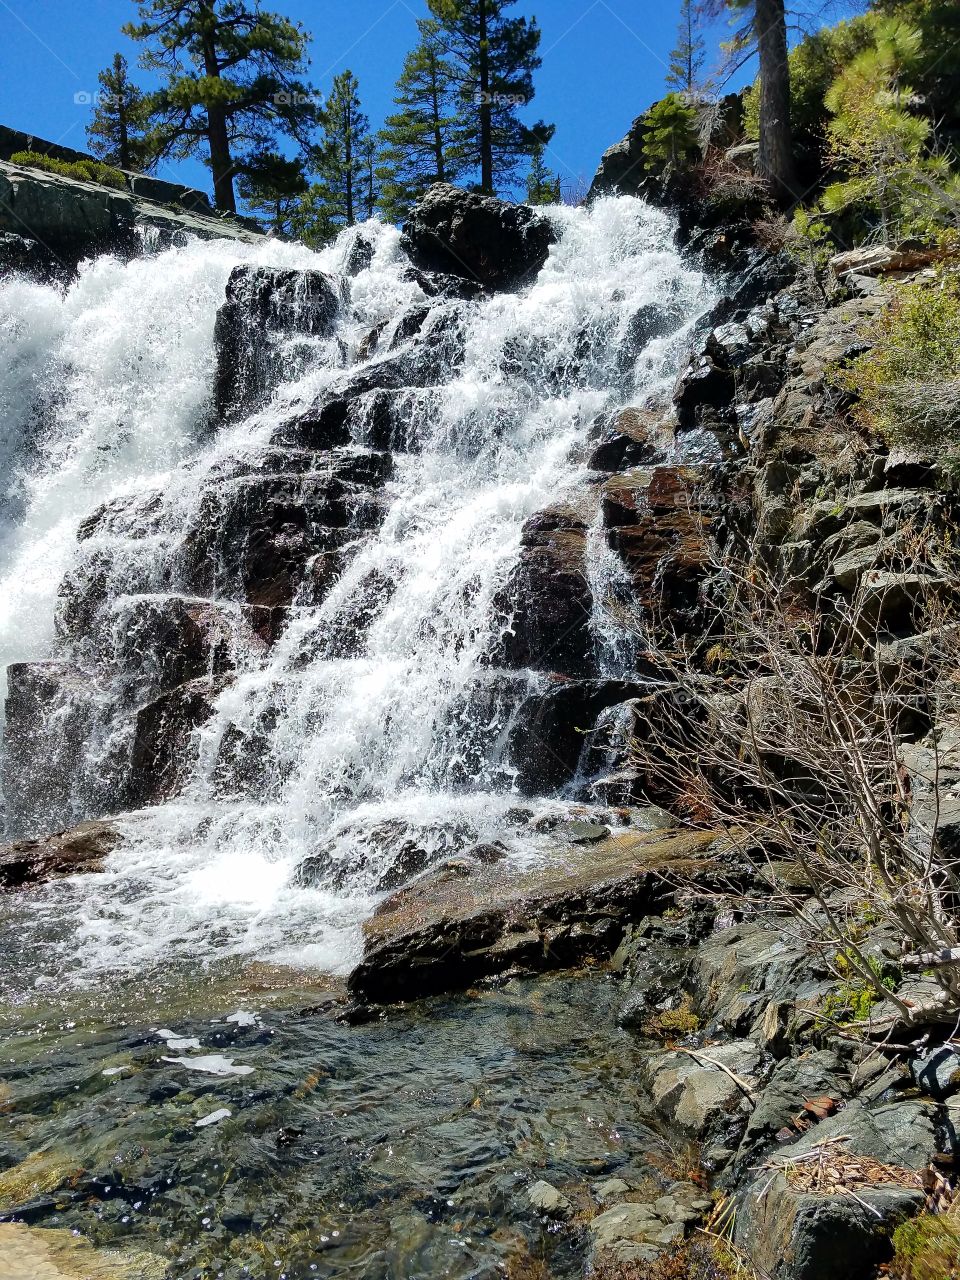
[754,0,797,207]
[199,12,236,214]
[478,0,494,194]
[118,105,130,171]
[430,55,446,183]
[345,120,354,225]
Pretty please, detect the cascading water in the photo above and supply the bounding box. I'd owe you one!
[0,198,711,987]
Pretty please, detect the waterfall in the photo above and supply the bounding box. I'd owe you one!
[0,198,710,982]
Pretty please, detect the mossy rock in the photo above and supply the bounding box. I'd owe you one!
[892,1212,960,1280]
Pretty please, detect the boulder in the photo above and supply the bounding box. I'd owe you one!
[0,818,121,890]
[736,1174,923,1280]
[213,264,339,420]
[526,1181,572,1220]
[402,183,556,291]
[492,502,595,677]
[588,407,666,471]
[642,1040,763,1140]
[348,826,720,1003]
[128,676,230,807]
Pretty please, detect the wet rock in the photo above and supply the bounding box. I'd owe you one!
[402,183,556,292]
[0,818,121,890]
[0,229,63,281]
[526,1180,572,1220]
[3,662,96,838]
[178,466,385,608]
[588,407,666,471]
[348,827,720,1002]
[492,505,595,677]
[213,264,339,420]
[128,676,230,807]
[509,679,656,794]
[673,353,735,423]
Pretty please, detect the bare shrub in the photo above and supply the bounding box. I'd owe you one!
[627,526,960,1034]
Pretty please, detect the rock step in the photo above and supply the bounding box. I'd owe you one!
[347,827,722,1003]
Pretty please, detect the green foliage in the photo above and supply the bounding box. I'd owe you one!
[376,20,468,224]
[86,52,156,172]
[525,141,560,205]
[891,1211,960,1280]
[426,0,554,194]
[643,992,701,1039]
[235,151,308,234]
[845,273,960,457]
[742,15,875,145]
[640,94,700,173]
[823,951,898,1024]
[10,151,127,190]
[818,20,960,243]
[124,0,319,211]
[788,206,835,275]
[666,0,706,95]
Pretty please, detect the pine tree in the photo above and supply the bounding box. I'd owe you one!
[86,53,155,172]
[236,151,309,234]
[377,20,467,224]
[705,0,797,204]
[124,0,319,213]
[666,0,706,95]
[427,0,554,194]
[525,141,560,204]
[305,71,370,240]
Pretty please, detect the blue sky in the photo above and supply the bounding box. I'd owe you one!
[0,0,740,197]
[0,0,836,201]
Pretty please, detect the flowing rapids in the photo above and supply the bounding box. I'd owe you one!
[0,199,710,988]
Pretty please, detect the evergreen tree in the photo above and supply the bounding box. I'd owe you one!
[377,20,467,224]
[304,71,370,241]
[705,0,797,204]
[359,136,380,222]
[86,53,155,172]
[124,0,319,213]
[666,0,706,95]
[525,141,560,204]
[236,151,309,234]
[427,0,554,194]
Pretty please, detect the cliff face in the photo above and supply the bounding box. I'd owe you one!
[0,125,262,275]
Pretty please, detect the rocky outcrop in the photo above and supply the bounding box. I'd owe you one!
[213,264,339,420]
[348,826,721,1003]
[401,183,556,291]
[0,152,261,277]
[0,818,121,889]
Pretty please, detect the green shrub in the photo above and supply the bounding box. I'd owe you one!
[845,273,960,456]
[9,150,127,190]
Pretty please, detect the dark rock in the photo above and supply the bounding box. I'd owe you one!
[588,407,666,471]
[911,1045,960,1100]
[736,1176,922,1280]
[0,230,63,281]
[673,353,736,422]
[348,826,721,1002]
[213,265,339,421]
[0,819,122,890]
[509,678,661,794]
[402,184,556,292]
[128,676,231,807]
[177,463,386,608]
[492,505,594,677]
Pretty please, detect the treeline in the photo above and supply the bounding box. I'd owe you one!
[85,0,556,240]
